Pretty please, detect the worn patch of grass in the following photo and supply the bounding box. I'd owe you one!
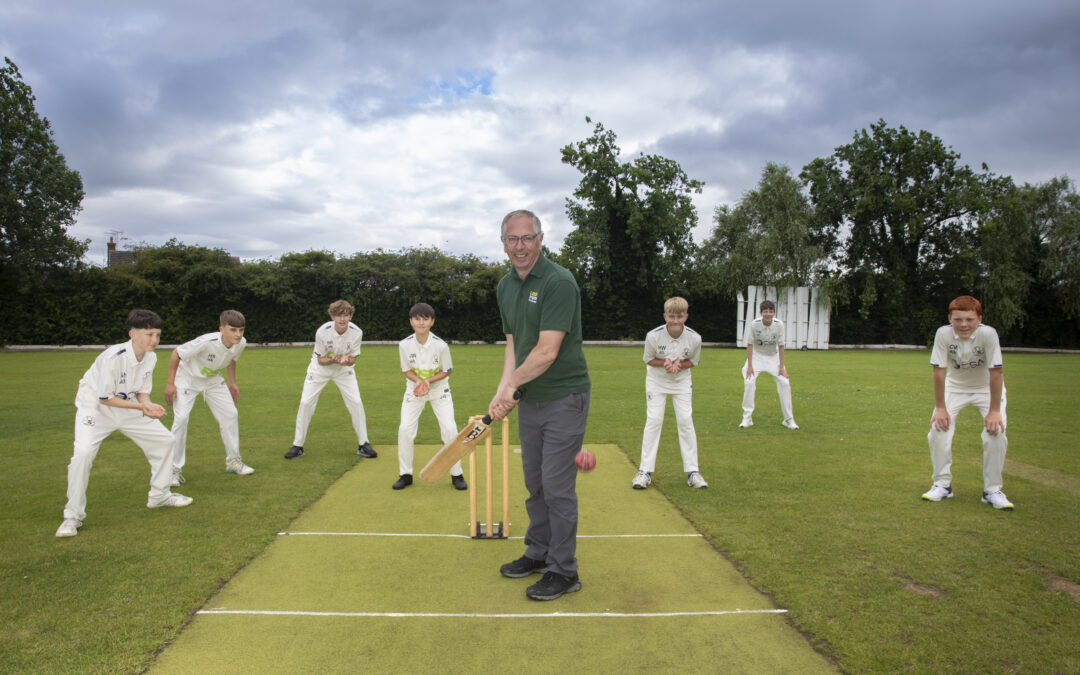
[1,346,1077,673]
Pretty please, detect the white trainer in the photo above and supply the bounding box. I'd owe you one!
[921,485,953,501]
[55,518,82,538]
[739,417,753,428]
[148,493,194,508]
[981,490,1014,511]
[632,470,652,489]
[687,471,708,488]
[171,468,186,487]
[782,419,800,430]
[226,460,255,475]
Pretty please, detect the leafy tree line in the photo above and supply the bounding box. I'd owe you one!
[3,54,1077,347]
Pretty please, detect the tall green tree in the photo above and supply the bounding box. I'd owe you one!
[0,57,86,291]
[801,120,992,342]
[697,162,832,298]
[558,119,703,338]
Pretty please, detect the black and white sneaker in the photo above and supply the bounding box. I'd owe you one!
[284,445,304,459]
[526,571,582,601]
[500,555,548,578]
[357,442,377,458]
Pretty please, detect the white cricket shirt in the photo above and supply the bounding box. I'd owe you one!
[745,318,785,356]
[176,332,246,383]
[399,333,453,395]
[75,340,156,409]
[930,323,1003,393]
[310,321,363,369]
[643,324,701,394]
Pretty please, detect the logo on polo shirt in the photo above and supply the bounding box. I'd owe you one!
[528,291,538,304]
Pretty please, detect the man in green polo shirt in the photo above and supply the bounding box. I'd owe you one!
[489,209,591,601]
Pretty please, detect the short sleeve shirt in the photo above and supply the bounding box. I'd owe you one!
[399,333,453,395]
[310,321,363,371]
[176,332,246,383]
[745,318,785,356]
[75,340,157,410]
[497,255,590,402]
[643,324,701,394]
[930,323,1003,393]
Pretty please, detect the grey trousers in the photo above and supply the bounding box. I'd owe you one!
[517,390,590,577]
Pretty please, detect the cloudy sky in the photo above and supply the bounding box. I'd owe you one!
[4,0,1079,264]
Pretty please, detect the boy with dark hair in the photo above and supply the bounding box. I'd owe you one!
[923,295,1013,510]
[393,302,466,490]
[740,299,798,429]
[56,310,193,538]
[285,300,376,459]
[165,310,252,485]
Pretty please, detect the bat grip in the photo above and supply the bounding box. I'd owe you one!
[483,388,522,425]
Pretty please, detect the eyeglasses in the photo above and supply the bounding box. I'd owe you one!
[501,234,540,246]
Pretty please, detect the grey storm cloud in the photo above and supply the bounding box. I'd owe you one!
[3,0,1078,262]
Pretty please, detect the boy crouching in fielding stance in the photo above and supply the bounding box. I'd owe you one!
[740,299,799,430]
[393,303,467,490]
[285,299,376,460]
[923,295,1013,510]
[165,310,252,485]
[57,310,192,538]
[633,296,707,490]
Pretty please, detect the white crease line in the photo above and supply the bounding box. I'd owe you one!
[278,532,702,538]
[197,609,787,618]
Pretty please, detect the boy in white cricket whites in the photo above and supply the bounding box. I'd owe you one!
[740,299,799,429]
[56,309,193,538]
[922,295,1013,510]
[164,309,252,485]
[633,296,707,489]
[285,299,376,459]
[392,302,467,490]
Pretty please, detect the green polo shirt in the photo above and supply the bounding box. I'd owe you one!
[497,254,591,402]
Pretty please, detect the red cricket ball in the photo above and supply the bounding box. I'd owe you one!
[575,449,596,472]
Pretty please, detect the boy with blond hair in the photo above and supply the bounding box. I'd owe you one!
[922,295,1013,510]
[633,297,707,489]
[393,303,466,490]
[285,300,376,459]
[165,310,252,485]
[56,310,192,538]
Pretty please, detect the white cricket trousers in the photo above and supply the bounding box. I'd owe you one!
[741,352,794,423]
[397,390,462,476]
[293,366,369,447]
[639,389,699,473]
[170,377,240,470]
[927,388,1008,493]
[64,406,174,521]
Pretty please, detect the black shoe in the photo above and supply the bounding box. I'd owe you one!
[284,445,304,459]
[526,571,582,601]
[451,474,467,490]
[392,474,413,490]
[357,442,377,458]
[500,555,548,578]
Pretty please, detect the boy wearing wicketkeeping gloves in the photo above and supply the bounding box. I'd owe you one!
[392,303,467,490]
[165,309,252,485]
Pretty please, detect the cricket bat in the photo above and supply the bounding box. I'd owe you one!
[419,389,521,483]
[419,415,494,483]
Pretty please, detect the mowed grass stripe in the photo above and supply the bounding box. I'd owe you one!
[151,443,832,673]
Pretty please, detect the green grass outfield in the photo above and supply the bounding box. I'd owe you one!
[1,345,1078,672]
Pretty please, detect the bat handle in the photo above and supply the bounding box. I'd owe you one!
[485,388,524,424]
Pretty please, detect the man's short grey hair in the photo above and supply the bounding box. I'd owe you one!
[501,209,542,237]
